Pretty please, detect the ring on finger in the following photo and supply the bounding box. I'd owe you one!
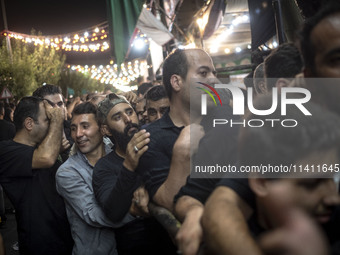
[134,145,139,153]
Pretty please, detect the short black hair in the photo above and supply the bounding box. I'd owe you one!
[145,85,168,103]
[14,96,43,131]
[32,84,63,98]
[264,43,303,88]
[162,49,189,99]
[137,83,153,97]
[299,1,340,73]
[72,102,98,121]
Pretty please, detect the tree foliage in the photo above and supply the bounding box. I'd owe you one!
[58,68,104,97]
[0,38,66,99]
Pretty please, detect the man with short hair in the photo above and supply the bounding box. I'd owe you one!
[136,48,218,211]
[264,43,303,90]
[93,93,176,254]
[144,85,170,123]
[0,96,73,254]
[33,84,71,160]
[56,102,126,255]
[135,97,148,125]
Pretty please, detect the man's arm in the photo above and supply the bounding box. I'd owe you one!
[202,186,262,255]
[56,166,126,228]
[153,124,205,211]
[175,195,204,255]
[32,101,64,169]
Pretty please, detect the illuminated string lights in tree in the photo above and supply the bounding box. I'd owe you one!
[67,60,148,91]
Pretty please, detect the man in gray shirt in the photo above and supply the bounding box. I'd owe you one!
[56,102,133,255]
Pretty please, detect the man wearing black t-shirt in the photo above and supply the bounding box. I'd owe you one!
[0,96,73,255]
[93,93,176,255]
[135,48,221,212]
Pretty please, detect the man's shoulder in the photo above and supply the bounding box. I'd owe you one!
[57,153,83,176]
[0,140,34,155]
[144,118,163,133]
[95,151,117,169]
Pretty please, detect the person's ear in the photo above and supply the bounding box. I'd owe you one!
[255,80,267,94]
[275,78,291,90]
[249,178,269,197]
[170,74,182,92]
[24,117,34,131]
[101,124,112,136]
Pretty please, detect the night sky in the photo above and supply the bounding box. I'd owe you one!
[0,0,111,65]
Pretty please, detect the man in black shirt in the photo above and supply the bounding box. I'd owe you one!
[93,93,176,254]
[135,48,219,211]
[0,96,73,254]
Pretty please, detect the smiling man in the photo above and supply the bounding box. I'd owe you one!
[56,102,128,255]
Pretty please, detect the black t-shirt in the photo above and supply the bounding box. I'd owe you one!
[93,148,177,255]
[0,140,73,255]
[93,149,142,222]
[0,119,15,141]
[136,111,183,199]
[175,106,240,205]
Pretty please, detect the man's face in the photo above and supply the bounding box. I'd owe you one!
[44,93,67,120]
[146,98,170,123]
[71,113,103,155]
[262,148,339,226]
[104,103,139,151]
[44,94,65,108]
[136,99,148,124]
[180,49,219,110]
[32,102,50,144]
[306,14,340,114]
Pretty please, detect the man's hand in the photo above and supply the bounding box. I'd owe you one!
[123,130,150,171]
[43,100,64,124]
[173,124,205,159]
[129,186,150,217]
[119,92,138,104]
[60,134,71,153]
[176,206,204,255]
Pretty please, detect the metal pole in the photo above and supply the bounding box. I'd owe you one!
[272,0,286,44]
[1,0,13,63]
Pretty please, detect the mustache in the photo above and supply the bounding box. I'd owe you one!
[123,123,140,137]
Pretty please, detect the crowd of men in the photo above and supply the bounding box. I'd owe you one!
[1,1,340,255]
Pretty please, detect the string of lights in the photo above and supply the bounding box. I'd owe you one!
[1,23,110,52]
[67,60,149,91]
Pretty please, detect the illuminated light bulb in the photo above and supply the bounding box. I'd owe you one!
[64,37,70,43]
[84,32,89,37]
[273,41,278,48]
[134,39,145,49]
[247,44,251,49]
[95,28,99,33]
[101,29,105,33]
[74,34,79,39]
[235,47,242,53]
[224,48,231,54]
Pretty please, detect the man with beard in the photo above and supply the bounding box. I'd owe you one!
[56,102,131,255]
[92,93,176,255]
